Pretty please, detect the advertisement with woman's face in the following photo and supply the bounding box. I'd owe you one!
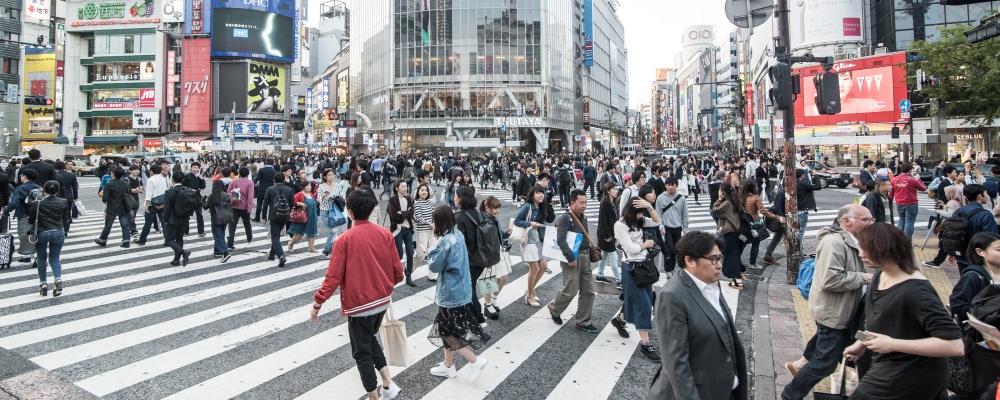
[795,52,906,126]
[805,66,895,116]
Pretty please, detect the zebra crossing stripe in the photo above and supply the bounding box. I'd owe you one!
[545,316,641,400]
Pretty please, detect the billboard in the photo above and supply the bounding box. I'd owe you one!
[70,0,161,26]
[22,48,56,139]
[655,68,671,81]
[211,0,295,62]
[246,62,285,114]
[133,109,160,129]
[25,0,50,25]
[216,119,283,139]
[161,0,184,23]
[794,52,908,126]
[790,0,863,50]
[181,38,212,133]
[583,0,593,66]
[185,0,211,34]
[336,70,348,113]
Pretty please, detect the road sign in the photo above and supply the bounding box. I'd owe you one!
[899,99,912,113]
[900,112,910,119]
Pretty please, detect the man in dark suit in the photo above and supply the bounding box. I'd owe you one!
[647,166,668,198]
[253,161,277,222]
[162,171,192,267]
[648,231,748,400]
[182,162,207,236]
[55,160,78,233]
[21,149,55,184]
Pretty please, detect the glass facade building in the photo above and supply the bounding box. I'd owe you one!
[871,0,1000,51]
[351,0,576,153]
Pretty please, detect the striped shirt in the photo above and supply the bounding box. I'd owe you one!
[413,198,435,232]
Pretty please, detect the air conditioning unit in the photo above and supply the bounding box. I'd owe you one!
[834,53,853,61]
[874,46,888,54]
[859,46,872,57]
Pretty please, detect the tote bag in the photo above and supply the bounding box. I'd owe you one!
[379,303,416,368]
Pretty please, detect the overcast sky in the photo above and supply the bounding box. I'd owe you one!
[620,0,734,108]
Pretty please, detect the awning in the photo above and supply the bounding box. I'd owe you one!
[53,137,68,144]
[83,135,138,145]
[172,135,212,142]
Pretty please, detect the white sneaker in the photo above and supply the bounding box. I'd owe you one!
[430,362,457,378]
[379,381,401,400]
[469,357,489,381]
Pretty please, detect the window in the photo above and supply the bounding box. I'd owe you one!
[1,58,17,74]
[140,34,156,53]
[86,39,95,57]
[124,35,134,54]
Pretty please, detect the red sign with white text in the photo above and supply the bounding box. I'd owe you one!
[745,84,754,126]
[181,38,212,133]
[794,52,907,125]
[139,88,155,108]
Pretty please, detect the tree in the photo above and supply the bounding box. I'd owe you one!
[908,25,1000,126]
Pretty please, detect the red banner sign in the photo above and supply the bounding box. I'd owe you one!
[142,139,162,147]
[181,38,212,133]
[139,88,155,108]
[745,84,754,126]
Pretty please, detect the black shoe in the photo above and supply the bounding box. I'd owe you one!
[94,239,107,247]
[198,233,206,237]
[639,342,661,362]
[610,316,630,338]
[17,257,31,263]
[169,260,181,267]
[39,283,48,296]
[247,235,253,243]
[52,280,62,297]
[484,304,500,320]
[136,241,146,246]
[595,275,611,284]
[228,245,237,251]
[278,256,286,268]
[321,250,330,257]
[267,255,276,261]
[120,242,130,248]
[405,275,416,287]
[575,324,599,333]
[221,253,232,263]
[547,303,563,325]
[181,251,191,267]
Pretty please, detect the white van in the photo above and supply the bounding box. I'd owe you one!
[621,144,643,156]
[662,148,680,160]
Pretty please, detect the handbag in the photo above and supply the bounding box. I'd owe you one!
[27,197,40,244]
[150,194,165,210]
[326,203,347,227]
[568,210,602,263]
[509,207,533,244]
[628,258,659,287]
[947,324,1000,396]
[74,199,87,217]
[124,193,139,211]
[477,267,500,295]
[290,205,308,224]
[378,302,416,368]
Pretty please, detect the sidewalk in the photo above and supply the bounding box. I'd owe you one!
[754,238,959,400]
[0,346,97,400]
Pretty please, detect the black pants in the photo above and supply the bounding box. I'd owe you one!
[348,311,388,393]
[138,206,163,244]
[584,179,595,198]
[661,226,683,272]
[559,182,572,206]
[164,222,186,261]
[394,227,414,275]
[227,208,253,247]
[372,170,381,188]
[269,221,285,258]
[193,201,205,235]
[254,196,269,221]
[469,263,486,324]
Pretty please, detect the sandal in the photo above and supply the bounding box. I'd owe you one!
[53,280,63,297]
[39,283,48,296]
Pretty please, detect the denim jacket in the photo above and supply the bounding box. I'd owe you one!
[513,203,540,228]
[4,181,40,218]
[426,229,472,308]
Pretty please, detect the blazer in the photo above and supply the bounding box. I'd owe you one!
[254,165,277,198]
[648,271,748,400]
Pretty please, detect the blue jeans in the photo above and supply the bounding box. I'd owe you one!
[394,227,414,275]
[596,249,621,281]
[319,210,344,253]
[780,323,853,400]
[100,212,131,244]
[35,229,64,284]
[620,261,653,330]
[798,211,809,243]
[211,224,227,255]
[896,203,919,239]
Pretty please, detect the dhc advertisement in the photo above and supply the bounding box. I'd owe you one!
[210,0,296,63]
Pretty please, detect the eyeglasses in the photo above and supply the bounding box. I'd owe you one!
[848,216,875,223]
[699,255,724,265]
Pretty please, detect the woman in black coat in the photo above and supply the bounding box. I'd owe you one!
[595,182,621,285]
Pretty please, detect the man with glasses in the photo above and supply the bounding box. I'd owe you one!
[781,204,873,400]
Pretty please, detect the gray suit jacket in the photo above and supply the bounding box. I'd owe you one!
[647,270,748,400]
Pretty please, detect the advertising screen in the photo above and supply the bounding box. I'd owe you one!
[794,52,907,126]
[22,48,55,138]
[246,61,285,114]
[211,8,294,62]
[789,0,863,50]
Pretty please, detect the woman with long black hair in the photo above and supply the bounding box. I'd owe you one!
[30,181,68,296]
[712,183,746,290]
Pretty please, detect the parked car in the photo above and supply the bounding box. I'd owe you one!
[804,160,852,188]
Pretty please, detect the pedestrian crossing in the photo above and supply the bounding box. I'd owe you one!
[0,208,696,399]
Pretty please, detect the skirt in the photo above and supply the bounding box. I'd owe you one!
[521,241,540,262]
[427,303,490,351]
[721,231,745,279]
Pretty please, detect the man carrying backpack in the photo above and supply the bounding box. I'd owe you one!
[162,171,196,267]
[262,173,296,268]
[557,158,574,208]
[926,184,997,271]
[2,169,41,264]
[546,189,599,333]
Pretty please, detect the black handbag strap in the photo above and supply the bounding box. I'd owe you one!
[568,210,594,249]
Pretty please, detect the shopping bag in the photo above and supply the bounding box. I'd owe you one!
[815,357,856,399]
[477,267,500,294]
[74,200,88,217]
[379,303,416,367]
[326,205,347,227]
[541,227,581,263]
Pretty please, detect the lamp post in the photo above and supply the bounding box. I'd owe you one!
[72,120,79,147]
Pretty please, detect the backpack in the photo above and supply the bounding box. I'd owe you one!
[797,257,816,300]
[558,168,572,184]
[23,187,42,205]
[172,186,201,218]
[464,210,501,268]
[940,208,987,257]
[212,193,234,226]
[272,191,291,222]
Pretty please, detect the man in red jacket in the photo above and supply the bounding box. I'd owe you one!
[311,189,404,400]
[889,163,927,240]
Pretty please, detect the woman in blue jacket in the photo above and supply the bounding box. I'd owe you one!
[513,185,548,307]
[425,205,490,381]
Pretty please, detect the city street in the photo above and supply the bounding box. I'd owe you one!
[0,177,950,399]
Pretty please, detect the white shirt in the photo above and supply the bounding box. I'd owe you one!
[683,268,739,390]
[145,173,168,204]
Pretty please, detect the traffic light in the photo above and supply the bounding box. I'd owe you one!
[813,72,841,115]
[768,62,793,111]
[891,126,900,139]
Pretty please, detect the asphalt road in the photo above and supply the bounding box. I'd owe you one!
[0,177,938,400]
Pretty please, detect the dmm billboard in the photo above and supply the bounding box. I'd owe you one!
[214,60,287,120]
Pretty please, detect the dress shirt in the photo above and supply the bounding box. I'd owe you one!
[145,174,168,204]
[683,268,739,390]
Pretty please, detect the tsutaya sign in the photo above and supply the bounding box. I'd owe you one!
[493,117,542,128]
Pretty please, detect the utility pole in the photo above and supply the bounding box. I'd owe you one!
[775,0,802,284]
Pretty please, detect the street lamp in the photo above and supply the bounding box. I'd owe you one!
[72,120,79,146]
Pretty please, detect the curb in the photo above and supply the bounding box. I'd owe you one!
[0,347,96,400]
[752,265,780,400]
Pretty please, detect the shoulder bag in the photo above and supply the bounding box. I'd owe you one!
[568,210,602,263]
[28,197,40,244]
[508,207,532,244]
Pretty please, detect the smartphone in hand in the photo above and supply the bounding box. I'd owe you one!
[855,330,875,341]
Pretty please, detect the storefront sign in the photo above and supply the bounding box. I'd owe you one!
[181,38,212,132]
[215,119,283,138]
[139,88,155,108]
[322,77,330,109]
[93,100,139,109]
[22,48,55,138]
[745,84,754,126]
[336,70,348,113]
[493,117,542,128]
[956,134,984,141]
[133,109,159,128]
[25,0,50,25]
[72,1,160,26]
[142,139,162,147]
[92,129,132,136]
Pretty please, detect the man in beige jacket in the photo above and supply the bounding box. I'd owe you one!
[781,204,873,400]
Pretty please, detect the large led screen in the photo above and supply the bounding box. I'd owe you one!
[211,8,293,63]
[794,52,907,126]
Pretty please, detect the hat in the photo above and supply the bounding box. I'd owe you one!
[623,173,632,181]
